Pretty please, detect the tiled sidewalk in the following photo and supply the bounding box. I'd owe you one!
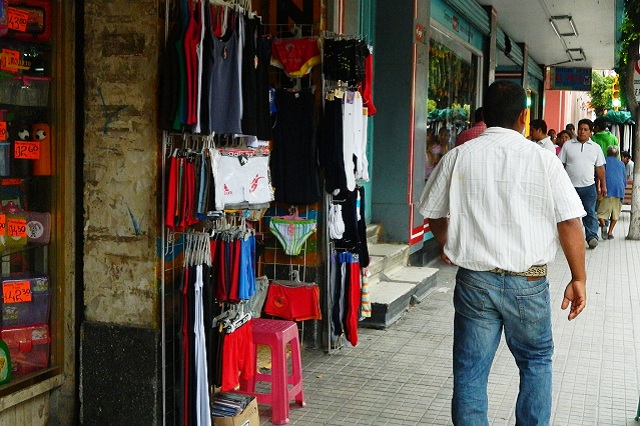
[259,212,640,425]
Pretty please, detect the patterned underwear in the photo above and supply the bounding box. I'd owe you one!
[269,217,317,256]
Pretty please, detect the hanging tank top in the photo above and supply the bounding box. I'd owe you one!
[208,16,242,135]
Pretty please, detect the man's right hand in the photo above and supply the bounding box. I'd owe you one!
[561,279,586,321]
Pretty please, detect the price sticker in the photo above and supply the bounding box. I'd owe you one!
[0,49,20,73]
[0,122,5,142]
[1,179,22,185]
[7,218,26,238]
[2,281,31,303]
[14,141,40,160]
[7,7,29,32]
[0,214,5,235]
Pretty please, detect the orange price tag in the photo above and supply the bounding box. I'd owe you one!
[2,281,31,303]
[0,214,5,235]
[0,122,5,142]
[1,179,23,185]
[7,7,29,32]
[14,141,40,160]
[7,218,26,238]
[0,48,20,73]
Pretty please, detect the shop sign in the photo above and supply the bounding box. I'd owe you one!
[415,23,425,44]
[549,67,592,91]
[634,60,640,101]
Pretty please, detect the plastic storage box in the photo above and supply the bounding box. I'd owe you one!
[0,76,50,106]
[0,324,49,374]
[1,273,49,327]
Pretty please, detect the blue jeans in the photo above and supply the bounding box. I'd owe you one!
[452,268,553,426]
[575,184,598,241]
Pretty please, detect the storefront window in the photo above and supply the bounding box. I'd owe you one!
[425,33,479,179]
[427,38,478,147]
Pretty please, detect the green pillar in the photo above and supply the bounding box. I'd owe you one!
[372,0,430,246]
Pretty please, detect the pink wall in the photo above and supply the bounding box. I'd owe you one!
[544,91,562,134]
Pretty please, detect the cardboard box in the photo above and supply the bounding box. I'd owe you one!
[213,396,259,426]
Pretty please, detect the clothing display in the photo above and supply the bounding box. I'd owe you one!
[159,2,271,137]
[332,187,369,268]
[329,251,361,346]
[176,227,258,424]
[164,139,274,230]
[161,16,381,418]
[264,281,322,321]
[268,217,317,256]
[270,37,321,77]
[270,88,321,204]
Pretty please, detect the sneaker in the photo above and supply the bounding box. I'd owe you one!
[608,234,614,240]
[601,226,608,239]
[588,238,598,249]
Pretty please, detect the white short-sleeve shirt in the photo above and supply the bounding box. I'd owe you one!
[558,138,606,188]
[418,127,586,272]
[536,136,556,153]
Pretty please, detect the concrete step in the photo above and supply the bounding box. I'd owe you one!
[366,223,381,245]
[367,243,409,280]
[361,265,439,329]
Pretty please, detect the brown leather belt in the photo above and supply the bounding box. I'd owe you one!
[489,264,547,278]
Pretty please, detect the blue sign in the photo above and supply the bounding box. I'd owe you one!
[550,67,592,91]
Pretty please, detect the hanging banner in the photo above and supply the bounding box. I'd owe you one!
[548,67,592,91]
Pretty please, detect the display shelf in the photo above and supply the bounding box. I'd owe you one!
[0,242,47,258]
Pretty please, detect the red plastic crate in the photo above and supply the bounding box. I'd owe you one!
[0,323,49,374]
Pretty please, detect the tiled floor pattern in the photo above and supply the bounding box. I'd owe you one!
[257,213,640,425]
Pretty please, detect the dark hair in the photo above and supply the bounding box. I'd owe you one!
[578,118,593,131]
[530,119,548,133]
[557,130,571,139]
[593,117,609,131]
[482,80,526,128]
[474,107,484,122]
[622,150,631,159]
[565,123,575,131]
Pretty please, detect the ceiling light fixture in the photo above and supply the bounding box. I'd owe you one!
[566,48,587,62]
[550,15,579,38]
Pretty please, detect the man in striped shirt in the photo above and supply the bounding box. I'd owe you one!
[419,80,587,426]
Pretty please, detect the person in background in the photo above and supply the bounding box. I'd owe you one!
[419,80,587,425]
[530,119,556,152]
[456,107,486,146]
[591,117,619,157]
[547,128,557,143]
[425,127,450,179]
[555,130,572,155]
[565,123,576,140]
[558,118,606,249]
[622,150,634,180]
[597,145,627,239]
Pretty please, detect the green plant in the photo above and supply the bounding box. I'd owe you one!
[589,71,616,116]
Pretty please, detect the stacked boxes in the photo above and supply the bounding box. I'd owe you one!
[0,273,50,374]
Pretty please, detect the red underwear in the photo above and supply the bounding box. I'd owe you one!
[264,282,322,321]
[270,37,321,77]
[221,321,256,391]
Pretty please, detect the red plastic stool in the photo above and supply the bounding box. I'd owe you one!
[239,318,305,424]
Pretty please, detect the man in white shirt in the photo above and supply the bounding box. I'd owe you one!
[419,80,587,426]
[558,119,607,249]
[530,119,556,152]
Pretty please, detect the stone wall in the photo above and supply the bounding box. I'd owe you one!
[81,1,163,423]
[83,0,161,327]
